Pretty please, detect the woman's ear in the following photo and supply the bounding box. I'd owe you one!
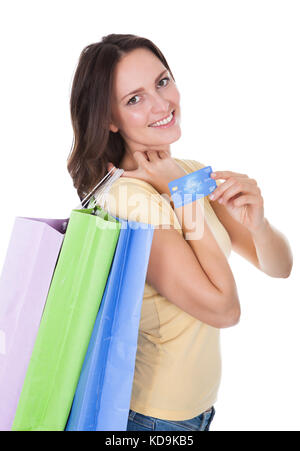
[109,123,118,133]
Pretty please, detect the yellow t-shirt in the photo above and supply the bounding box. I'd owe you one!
[95,158,232,421]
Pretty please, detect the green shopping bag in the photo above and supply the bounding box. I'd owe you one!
[12,205,121,431]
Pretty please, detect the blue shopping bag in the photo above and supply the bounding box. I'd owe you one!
[66,217,154,431]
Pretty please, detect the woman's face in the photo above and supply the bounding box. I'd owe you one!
[109,47,181,156]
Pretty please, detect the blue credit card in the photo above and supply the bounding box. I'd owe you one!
[168,166,217,208]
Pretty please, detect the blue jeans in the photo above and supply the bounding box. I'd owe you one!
[126,406,216,431]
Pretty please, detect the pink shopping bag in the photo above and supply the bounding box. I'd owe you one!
[0,216,68,431]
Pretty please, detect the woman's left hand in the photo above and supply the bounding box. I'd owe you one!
[209,171,265,234]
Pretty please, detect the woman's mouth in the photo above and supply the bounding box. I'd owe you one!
[149,110,176,129]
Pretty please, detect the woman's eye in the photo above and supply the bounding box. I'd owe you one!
[127,77,170,106]
[127,95,140,105]
[158,76,170,87]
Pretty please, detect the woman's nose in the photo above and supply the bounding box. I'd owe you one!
[150,93,170,113]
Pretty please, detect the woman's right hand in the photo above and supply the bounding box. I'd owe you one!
[107,150,187,195]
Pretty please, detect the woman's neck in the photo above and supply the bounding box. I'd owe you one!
[119,147,172,171]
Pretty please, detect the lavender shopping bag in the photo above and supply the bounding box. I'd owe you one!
[11,168,124,431]
[0,217,68,431]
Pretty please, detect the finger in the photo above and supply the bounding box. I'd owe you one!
[121,151,148,178]
[211,171,249,180]
[219,182,257,204]
[229,192,243,202]
[159,150,169,159]
[133,150,149,165]
[210,178,256,201]
[214,177,255,191]
[209,178,236,201]
[146,150,160,162]
[220,186,245,204]
[232,194,263,207]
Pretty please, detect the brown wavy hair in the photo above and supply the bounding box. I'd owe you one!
[67,33,176,202]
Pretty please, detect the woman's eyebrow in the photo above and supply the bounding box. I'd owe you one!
[121,69,168,101]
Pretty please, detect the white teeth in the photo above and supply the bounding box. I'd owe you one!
[150,111,174,127]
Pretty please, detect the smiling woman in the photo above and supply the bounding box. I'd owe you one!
[66,33,292,432]
[108,46,182,171]
[67,35,181,199]
[66,33,228,433]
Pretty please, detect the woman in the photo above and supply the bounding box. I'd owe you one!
[67,34,293,431]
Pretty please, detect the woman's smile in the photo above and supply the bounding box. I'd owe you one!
[149,109,176,128]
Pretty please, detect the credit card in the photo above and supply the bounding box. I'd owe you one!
[168,166,217,208]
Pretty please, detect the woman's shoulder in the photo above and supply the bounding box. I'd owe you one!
[111,174,159,195]
[96,172,182,231]
[108,157,206,191]
[107,158,206,202]
[173,157,206,173]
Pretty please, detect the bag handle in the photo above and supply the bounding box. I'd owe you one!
[75,167,124,210]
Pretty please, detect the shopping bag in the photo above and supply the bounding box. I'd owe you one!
[0,217,68,431]
[12,204,122,431]
[65,216,154,431]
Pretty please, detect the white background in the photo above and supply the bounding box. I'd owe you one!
[0,0,299,431]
